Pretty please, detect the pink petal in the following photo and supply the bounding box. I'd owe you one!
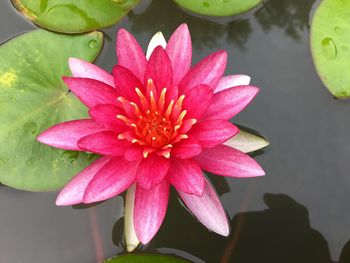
[194,145,265,177]
[215,74,251,93]
[189,120,239,148]
[116,29,147,81]
[172,137,202,159]
[68,58,115,87]
[113,65,144,102]
[83,157,139,203]
[179,50,227,93]
[37,119,106,151]
[77,131,130,156]
[136,154,170,189]
[134,180,169,244]
[144,46,174,99]
[63,77,118,108]
[183,84,213,119]
[166,24,192,86]
[204,85,259,120]
[178,177,229,236]
[89,104,127,132]
[55,157,112,206]
[168,158,204,196]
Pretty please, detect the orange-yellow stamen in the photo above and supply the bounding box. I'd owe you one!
[117,79,190,154]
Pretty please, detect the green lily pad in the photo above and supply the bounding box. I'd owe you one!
[103,254,190,263]
[311,0,350,98]
[0,30,103,191]
[173,0,262,17]
[11,0,140,33]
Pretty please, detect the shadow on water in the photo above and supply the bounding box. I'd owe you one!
[339,239,350,263]
[255,0,316,40]
[222,193,332,263]
[142,190,335,262]
[127,0,316,51]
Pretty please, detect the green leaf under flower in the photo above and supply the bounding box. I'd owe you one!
[11,0,140,34]
[0,30,103,191]
[173,0,262,17]
[311,0,350,98]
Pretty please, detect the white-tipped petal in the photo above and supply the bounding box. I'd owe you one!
[146,31,167,60]
[124,184,140,252]
[224,129,269,153]
[178,178,230,236]
[215,74,251,93]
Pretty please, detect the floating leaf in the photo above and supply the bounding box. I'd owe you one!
[104,254,189,263]
[311,0,350,98]
[173,0,262,17]
[0,30,103,191]
[11,0,140,33]
[224,127,269,153]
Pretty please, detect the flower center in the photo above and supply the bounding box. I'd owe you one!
[136,109,174,148]
[116,79,195,158]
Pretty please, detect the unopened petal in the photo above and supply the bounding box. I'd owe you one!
[68,57,115,87]
[134,181,170,244]
[56,156,112,206]
[195,145,265,177]
[224,129,269,153]
[124,184,140,252]
[178,177,229,236]
[37,119,106,151]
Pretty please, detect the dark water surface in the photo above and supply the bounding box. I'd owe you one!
[1,0,350,262]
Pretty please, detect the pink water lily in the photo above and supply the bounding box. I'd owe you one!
[37,24,265,245]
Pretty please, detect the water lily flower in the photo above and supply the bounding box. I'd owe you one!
[37,24,265,246]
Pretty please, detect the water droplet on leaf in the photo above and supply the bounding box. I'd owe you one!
[88,39,98,49]
[321,37,337,60]
[203,1,210,7]
[23,122,38,135]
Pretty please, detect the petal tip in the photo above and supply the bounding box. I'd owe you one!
[126,244,138,253]
[55,194,76,206]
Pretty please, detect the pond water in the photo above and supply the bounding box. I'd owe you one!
[1,0,350,262]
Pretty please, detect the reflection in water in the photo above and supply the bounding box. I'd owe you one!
[222,193,332,263]
[128,0,316,52]
[255,0,316,40]
[128,0,252,50]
